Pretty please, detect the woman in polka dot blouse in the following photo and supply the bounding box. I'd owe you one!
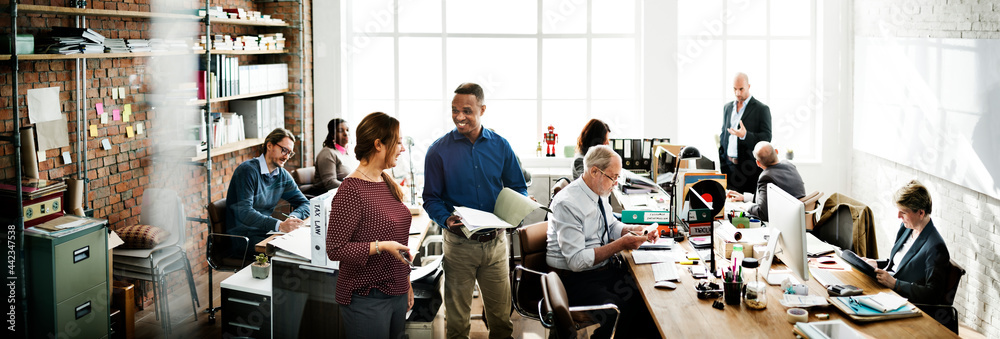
[326,112,413,338]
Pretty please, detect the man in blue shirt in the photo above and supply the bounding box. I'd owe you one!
[226,128,309,248]
[424,83,527,339]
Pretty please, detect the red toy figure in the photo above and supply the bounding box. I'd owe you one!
[543,125,558,157]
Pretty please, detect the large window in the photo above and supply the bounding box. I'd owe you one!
[676,0,822,162]
[342,0,642,156]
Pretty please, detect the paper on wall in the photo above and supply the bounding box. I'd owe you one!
[35,117,69,151]
[27,87,62,124]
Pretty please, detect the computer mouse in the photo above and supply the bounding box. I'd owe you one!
[654,281,677,290]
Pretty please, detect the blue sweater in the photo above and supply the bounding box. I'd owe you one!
[225,157,309,245]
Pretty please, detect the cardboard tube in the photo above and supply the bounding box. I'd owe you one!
[19,127,39,178]
[66,178,85,216]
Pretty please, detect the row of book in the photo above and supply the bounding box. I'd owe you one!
[197,6,287,25]
[197,96,284,152]
[195,33,285,52]
[197,55,288,99]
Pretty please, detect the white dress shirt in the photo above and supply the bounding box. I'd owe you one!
[727,95,753,158]
[546,178,626,272]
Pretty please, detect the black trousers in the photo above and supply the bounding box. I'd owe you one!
[722,159,762,195]
[558,266,659,339]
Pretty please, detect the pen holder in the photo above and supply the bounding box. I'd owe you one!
[723,281,743,305]
[732,216,750,229]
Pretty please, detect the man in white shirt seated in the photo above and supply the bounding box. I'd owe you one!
[546,145,660,339]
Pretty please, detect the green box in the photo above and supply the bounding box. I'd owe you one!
[0,34,35,54]
[621,210,671,224]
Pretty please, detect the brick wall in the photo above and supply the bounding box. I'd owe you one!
[1,0,313,313]
[854,0,1000,336]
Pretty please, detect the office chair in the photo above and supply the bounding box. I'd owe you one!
[511,221,550,321]
[550,177,571,201]
[204,198,251,324]
[112,188,199,334]
[539,272,619,339]
[912,260,965,334]
[291,166,318,198]
[800,191,824,231]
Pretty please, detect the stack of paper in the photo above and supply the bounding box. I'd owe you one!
[454,188,547,238]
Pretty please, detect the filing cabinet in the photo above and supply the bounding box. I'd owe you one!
[25,219,110,339]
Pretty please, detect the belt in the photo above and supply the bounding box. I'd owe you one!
[448,227,499,242]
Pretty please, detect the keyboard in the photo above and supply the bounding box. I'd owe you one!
[652,262,680,282]
[810,268,844,287]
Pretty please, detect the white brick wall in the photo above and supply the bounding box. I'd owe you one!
[854,2,999,335]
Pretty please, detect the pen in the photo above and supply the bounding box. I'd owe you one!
[678,260,699,265]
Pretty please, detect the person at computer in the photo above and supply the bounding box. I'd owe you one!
[225,128,309,247]
[571,119,611,181]
[864,180,951,305]
[423,82,528,339]
[313,118,355,193]
[726,141,805,221]
[719,72,772,195]
[547,145,659,339]
[326,112,413,339]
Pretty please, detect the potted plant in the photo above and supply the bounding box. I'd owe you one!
[786,148,795,160]
[251,253,270,279]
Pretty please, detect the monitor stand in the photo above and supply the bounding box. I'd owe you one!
[765,269,802,286]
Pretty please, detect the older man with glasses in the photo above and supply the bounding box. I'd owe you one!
[545,144,660,339]
[226,128,309,248]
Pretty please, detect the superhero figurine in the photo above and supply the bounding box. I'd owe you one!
[543,125,558,157]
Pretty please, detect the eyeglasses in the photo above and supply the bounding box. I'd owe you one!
[276,145,295,157]
[597,168,621,184]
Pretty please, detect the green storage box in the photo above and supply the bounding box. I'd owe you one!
[0,34,35,54]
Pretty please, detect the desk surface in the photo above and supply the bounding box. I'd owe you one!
[626,240,958,338]
[255,208,434,259]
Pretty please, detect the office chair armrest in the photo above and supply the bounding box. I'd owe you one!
[569,304,620,333]
[514,265,547,278]
[206,233,251,269]
[805,204,823,215]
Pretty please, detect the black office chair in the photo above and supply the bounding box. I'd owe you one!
[511,221,550,321]
[539,272,619,339]
[912,259,965,334]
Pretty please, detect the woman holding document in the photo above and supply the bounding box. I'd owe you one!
[326,112,413,339]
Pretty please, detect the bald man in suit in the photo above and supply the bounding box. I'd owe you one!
[719,73,772,194]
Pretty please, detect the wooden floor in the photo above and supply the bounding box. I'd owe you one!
[132,269,546,338]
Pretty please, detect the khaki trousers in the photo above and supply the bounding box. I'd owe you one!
[442,230,513,339]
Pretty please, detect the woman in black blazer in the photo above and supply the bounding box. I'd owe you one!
[865,180,951,305]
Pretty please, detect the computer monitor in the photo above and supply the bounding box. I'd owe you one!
[766,183,810,284]
[651,145,677,185]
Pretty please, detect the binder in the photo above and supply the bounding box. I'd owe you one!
[309,190,336,266]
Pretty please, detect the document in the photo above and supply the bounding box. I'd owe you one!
[35,117,70,151]
[631,250,683,265]
[454,187,547,238]
[27,87,62,124]
[268,227,311,261]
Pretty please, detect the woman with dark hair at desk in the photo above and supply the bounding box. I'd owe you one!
[865,180,951,305]
[572,119,611,180]
[326,112,413,339]
[314,118,355,192]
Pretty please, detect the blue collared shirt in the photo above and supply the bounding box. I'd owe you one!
[422,127,528,228]
[545,178,625,272]
[727,95,753,158]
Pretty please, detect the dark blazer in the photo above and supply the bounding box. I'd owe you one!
[747,161,805,221]
[876,220,951,305]
[718,97,772,165]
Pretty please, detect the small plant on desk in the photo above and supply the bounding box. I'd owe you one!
[252,253,270,279]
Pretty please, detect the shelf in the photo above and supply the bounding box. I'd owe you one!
[16,4,201,20]
[190,138,264,162]
[0,49,287,60]
[209,17,290,27]
[209,49,287,55]
[12,5,290,27]
[190,89,289,105]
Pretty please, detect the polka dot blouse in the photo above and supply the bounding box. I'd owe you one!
[326,177,412,305]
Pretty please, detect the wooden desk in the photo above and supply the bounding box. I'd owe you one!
[626,240,958,338]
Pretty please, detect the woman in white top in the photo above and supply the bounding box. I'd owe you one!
[314,118,356,193]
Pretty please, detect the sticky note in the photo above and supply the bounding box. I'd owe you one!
[101,113,109,124]
[61,151,72,164]
[119,87,127,98]
[123,104,131,122]
[112,88,119,100]
[136,123,144,134]
[96,103,104,115]
[112,109,121,121]
[101,138,112,150]
[89,125,98,138]
[36,150,46,160]
[126,126,134,138]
